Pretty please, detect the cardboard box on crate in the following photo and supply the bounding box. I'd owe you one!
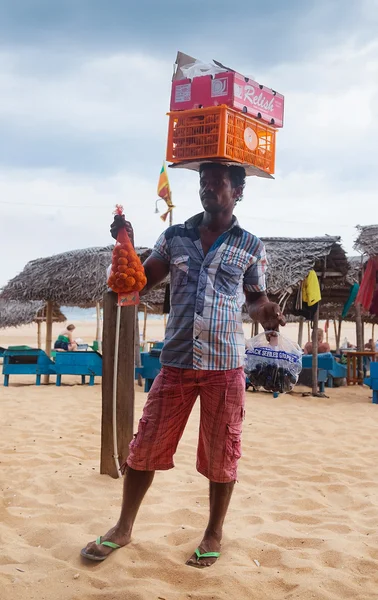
[171,51,284,128]
[166,105,276,176]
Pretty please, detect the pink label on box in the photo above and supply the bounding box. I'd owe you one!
[174,83,191,103]
[232,74,284,127]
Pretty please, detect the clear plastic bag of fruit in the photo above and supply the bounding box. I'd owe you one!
[107,205,147,302]
[245,332,302,394]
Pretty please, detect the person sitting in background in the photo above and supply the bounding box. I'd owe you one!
[365,339,375,351]
[304,328,330,354]
[54,324,78,351]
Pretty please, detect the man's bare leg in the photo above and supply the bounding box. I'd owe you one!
[186,480,235,567]
[82,467,154,559]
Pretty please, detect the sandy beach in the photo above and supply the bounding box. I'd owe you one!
[1,321,378,599]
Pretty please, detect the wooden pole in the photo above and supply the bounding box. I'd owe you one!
[100,292,135,478]
[253,321,259,336]
[311,306,319,395]
[355,303,363,384]
[169,192,173,226]
[333,320,337,349]
[325,321,329,344]
[43,300,53,384]
[336,318,342,353]
[143,305,148,342]
[307,321,311,343]
[37,321,42,349]
[298,318,304,347]
[134,307,141,368]
[95,302,102,350]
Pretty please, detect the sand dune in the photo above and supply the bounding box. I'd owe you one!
[1,372,378,599]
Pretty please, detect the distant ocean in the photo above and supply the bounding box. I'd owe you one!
[61,307,163,322]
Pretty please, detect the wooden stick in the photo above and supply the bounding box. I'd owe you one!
[336,318,342,353]
[37,321,41,349]
[143,305,147,342]
[355,303,363,384]
[43,300,53,384]
[101,292,135,478]
[298,318,304,347]
[134,307,141,368]
[307,321,311,343]
[95,302,102,350]
[333,319,337,349]
[312,306,319,395]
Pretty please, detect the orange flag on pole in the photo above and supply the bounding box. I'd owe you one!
[157,162,175,222]
[157,162,172,205]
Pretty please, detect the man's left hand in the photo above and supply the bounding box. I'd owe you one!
[256,302,286,331]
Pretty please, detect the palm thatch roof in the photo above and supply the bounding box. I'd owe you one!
[0,300,66,329]
[261,236,348,296]
[0,246,153,308]
[354,225,378,257]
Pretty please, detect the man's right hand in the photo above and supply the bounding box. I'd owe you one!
[110,214,134,246]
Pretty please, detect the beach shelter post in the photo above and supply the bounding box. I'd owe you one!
[297,317,304,347]
[311,306,319,395]
[143,305,148,342]
[37,320,42,349]
[307,321,311,343]
[101,292,135,478]
[43,300,53,384]
[355,302,364,383]
[95,302,102,349]
[336,318,342,352]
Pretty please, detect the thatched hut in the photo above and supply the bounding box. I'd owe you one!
[354,225,378,258]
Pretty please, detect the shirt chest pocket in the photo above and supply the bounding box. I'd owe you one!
[214,251,251,296]
[214,262,244,296]
[171,255,190,286]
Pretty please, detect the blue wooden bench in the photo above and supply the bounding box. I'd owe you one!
[302,353,347,390]
[364,362,378,404]
[2,349,56,386]
[135,349,162,392]
[54,351,102,386]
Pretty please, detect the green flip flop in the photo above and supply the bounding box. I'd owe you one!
[80,536,121,562]
[187,547,221,568]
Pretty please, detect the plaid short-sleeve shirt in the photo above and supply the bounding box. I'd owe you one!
[152,213,267,370]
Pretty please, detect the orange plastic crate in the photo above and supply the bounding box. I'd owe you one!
[167,105,276,175]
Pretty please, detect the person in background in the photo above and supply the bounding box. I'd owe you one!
[54,324,78,351]
[304,328,330,354]
[365,339,375,351]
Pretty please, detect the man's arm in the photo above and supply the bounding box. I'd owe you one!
[141,256,170,295]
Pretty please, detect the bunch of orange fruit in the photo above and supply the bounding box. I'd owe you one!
[108,241,147,294]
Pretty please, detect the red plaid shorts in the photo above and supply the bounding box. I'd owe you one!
[126,366,245,483]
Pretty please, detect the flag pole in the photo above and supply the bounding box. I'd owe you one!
[169,192,173,226]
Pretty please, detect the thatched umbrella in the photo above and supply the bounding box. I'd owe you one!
[0,245,166,355]
[0,300,66,348]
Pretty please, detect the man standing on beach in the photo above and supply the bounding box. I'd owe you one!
[81,163,284,567]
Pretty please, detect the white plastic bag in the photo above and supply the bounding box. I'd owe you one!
[180,60,227,79]
[245,332,302,393]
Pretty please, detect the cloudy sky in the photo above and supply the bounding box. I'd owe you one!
[0,0,377,286]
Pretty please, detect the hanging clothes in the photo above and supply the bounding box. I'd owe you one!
[342,282,359,319]
[302,270,321,307]
[357,257,378,312]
